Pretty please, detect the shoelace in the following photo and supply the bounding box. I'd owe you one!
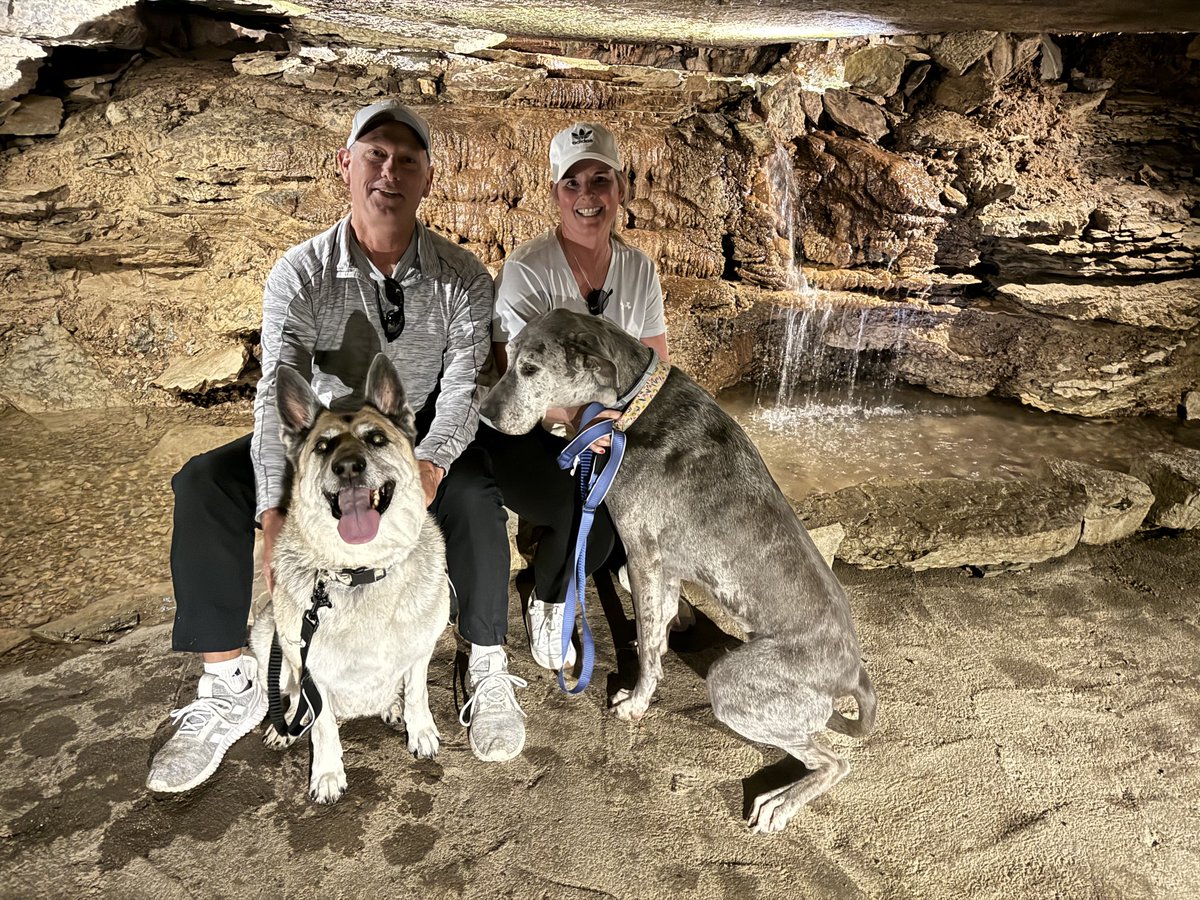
[169,696,235,736]
[458,669,529,726]
[534,604,567,657]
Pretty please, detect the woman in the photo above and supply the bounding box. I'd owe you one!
[487,121,669,671]
[458,122,669,766]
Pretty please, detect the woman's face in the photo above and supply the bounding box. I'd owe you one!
[554,160,622,243]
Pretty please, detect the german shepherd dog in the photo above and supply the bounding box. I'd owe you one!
[250,354,447,803]
[481,309,876,833]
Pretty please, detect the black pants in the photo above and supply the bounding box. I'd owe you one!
[476,422,619,607]
[170,411,510,652]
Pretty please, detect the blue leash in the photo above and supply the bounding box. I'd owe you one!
[554,402,627,694]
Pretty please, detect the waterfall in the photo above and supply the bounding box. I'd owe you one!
[754,143,914,430]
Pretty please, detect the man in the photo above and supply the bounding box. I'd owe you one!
[147,101,523,793]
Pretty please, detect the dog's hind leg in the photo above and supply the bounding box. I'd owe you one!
[707,638,850,833]
[610,550,677,721]
[393,657,441,759]
[308,707,347,804]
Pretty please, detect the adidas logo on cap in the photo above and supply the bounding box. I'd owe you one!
[571,127,594,146]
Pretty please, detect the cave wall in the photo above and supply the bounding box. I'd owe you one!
[0,7,1197,416]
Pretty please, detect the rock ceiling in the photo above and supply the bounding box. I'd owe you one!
[5,1,1200,58]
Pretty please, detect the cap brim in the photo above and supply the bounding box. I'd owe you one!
[349,112,429,150]
[554,151,621,180]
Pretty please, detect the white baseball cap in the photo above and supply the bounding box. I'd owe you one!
[346,100,430,151]
[549,122,622,182]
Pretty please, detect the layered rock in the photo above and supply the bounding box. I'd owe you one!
[0,13,1196,419]
[795,476,1088,570]
[1131,449,1200,530]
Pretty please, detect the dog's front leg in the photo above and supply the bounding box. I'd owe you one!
[396,657,440,758]
[308,703,347,804]
[610,553,675,721]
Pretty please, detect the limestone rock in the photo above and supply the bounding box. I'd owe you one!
[0,36,46,102]
[444,57,547,102]
[932,32,998,77]
[32,586,163,644]
[933,63,999,114]
[0,95,63,136]
[1130,449,1200,530]
[807,523,845,568]
[843,45,906,97]
[1184,392,1200,421]
[0,323,127,412]
[793,133,945,275]
[993,280,1200,331]
[0,627,32,656]
[1039,34,1064,81]
[759,74,807,141]
[822,90,889,142]
[795,476,1087,571]
[1047,458,1154,544]
[144,424,250,471]
[153,345,248,394]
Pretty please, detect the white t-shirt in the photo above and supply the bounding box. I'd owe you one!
[492,229,666,343]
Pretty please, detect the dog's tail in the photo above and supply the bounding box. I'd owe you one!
[826,666,877,738]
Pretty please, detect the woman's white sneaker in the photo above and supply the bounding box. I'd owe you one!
[524,594,577,671]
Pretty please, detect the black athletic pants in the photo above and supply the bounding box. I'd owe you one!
[476,422,619,607]
[169,403,510,652]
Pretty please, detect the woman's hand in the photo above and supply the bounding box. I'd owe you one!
[578,407,621,454]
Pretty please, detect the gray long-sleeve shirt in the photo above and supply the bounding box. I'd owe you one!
[251,216,494,520]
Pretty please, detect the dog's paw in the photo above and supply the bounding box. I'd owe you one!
[408,724,441,759]
[263,727,295,751]
[749,785,800,834]
[308,769,347,805]
[609,688,649,721]
[382,702,404,729]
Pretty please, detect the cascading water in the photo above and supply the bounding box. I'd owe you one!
[753,145,909,432]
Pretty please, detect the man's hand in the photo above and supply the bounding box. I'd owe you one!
[418,460,445,507]
[261,507,286,594]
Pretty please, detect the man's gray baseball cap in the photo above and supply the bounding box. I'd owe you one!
[346,100,431,151]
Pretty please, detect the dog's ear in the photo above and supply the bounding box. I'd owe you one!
[564,331,618,390]
[276,364,321,444]
[365,354,417,442]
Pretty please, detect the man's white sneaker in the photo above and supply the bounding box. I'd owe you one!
[459,651,527,763]
[524,594,577,671]
[146,654,267,793]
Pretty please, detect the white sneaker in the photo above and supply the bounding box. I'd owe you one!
[524,593,577,671]
[459,650,527,763]
[146,655,267,793]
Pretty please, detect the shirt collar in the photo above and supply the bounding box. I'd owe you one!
[336,217,433,283]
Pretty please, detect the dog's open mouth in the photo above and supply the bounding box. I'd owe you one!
[326,481,394,544]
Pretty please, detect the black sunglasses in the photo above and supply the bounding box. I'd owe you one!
[375,277,405,341]
[586,288,612,316]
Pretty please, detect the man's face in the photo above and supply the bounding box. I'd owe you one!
[337,121,433,228]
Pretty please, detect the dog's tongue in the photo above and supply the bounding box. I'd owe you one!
[336,487,380,544]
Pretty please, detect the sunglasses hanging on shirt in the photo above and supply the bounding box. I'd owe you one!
[375,276,405,341]
[586,288,612,316]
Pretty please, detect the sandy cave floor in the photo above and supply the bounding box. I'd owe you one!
[0,405,1198,898]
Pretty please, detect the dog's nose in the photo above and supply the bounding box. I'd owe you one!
[332,452,366,480]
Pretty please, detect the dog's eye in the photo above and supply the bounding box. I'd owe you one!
[313,437,330,454]
[519,362,540,377]
[366,431,389,447]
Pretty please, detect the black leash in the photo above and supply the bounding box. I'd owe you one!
[266,566,387,738]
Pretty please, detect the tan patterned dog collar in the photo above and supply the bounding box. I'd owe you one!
[614,359,671,432]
